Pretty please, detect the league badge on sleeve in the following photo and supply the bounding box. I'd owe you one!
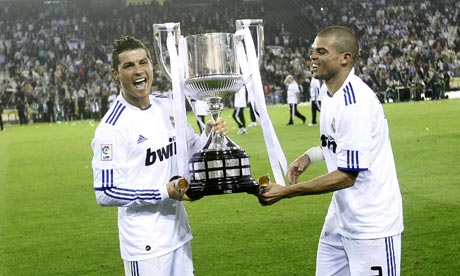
[101,144,113,161]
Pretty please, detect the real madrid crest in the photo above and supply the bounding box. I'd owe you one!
[331,118,336,133]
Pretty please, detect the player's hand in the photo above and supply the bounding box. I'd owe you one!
[258,183,288,206]
[287,154,310,184]
[205,118,228,136]
[167,177,192,201]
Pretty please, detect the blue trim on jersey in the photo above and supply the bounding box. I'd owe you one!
[95,167,163,201]
[101,169,114,188]
[97,187,163,201]
[131,261,139,276]
[338,150,368,171]
[385,236,397,276]
[347,150,360,169]
[338,167,367,172]
[343,82,357,106]
[105,101,126,125]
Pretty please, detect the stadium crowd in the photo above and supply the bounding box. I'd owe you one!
[0,0,459,124]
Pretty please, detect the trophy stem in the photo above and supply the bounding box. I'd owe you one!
[207,97,223,122]
[206,97,227,150]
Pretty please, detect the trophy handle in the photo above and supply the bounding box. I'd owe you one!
[153,22,181,80]
[235,19,264,67]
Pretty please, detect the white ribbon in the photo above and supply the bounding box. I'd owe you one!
[166,24,188,176]
[235,20,288,185]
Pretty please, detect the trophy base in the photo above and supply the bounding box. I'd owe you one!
[187,147,259,199]
[187,176,259,199]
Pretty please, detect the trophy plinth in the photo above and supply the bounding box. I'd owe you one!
[187,146,259,199]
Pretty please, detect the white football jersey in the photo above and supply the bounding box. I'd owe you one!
[310,78,321,101]
[319,69,404,239]
[234,86,247,108]
[91,93,206,261]
[287,80,300,104]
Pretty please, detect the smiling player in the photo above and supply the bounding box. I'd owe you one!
[258,26,404,276]
[91,35,227,276]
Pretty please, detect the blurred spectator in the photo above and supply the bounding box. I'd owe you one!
[0,0,458,127]
[91,96,101,121]
[46,95,56,123]
[429,68,442,100]
[16,99,27,125]
[192,99,208,134]
[77,85,87,120]
[285,74,306,125]
[63,95,74,122]
[308,77,321,127]
[233,86,248,135]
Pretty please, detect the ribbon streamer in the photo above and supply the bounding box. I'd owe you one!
[235,21,288,185]
[166,24,189,176]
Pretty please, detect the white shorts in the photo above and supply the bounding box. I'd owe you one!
[123,242,194,276]
[316,230,401,276]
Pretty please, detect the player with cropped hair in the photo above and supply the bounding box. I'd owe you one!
[91,35,227,276]
[258,26,403,276]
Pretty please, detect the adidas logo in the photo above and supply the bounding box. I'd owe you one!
[137,135,148,144]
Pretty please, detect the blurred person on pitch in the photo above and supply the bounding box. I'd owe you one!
[308,76,321,126]
[192,99,208,134]
[248,87,259,127]
[285,74,306,125]
[91,35,227,276]
[248,102,258,127]
[258,26,403,276]
[232,85,247,135]
[248,105,258,127]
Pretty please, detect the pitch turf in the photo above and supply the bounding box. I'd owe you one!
[0,99,459,275]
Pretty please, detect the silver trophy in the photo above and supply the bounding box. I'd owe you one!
[153,20,264,198]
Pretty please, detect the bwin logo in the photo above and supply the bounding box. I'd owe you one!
[145,137,177,166]
[321,134,337,153]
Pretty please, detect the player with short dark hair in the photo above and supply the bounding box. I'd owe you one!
[91,35,227,276]
[258,26,404,276]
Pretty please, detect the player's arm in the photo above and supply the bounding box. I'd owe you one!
[259,169,358,205]
[94,176,192,207]
[186,118,228,154]
[288,169,357,196]
[91,127,190,207]
[287,146,324,184]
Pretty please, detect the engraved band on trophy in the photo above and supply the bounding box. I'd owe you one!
[153,20,264,198]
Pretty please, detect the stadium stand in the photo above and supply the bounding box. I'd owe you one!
[0,0,459,124]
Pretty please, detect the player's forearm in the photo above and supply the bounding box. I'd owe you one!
[286,169,357,197]
[95,186,169,207]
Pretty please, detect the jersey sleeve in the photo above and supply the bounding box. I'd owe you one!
[91,126,169,207]
[185,122,208,155]
[335,88,372,172]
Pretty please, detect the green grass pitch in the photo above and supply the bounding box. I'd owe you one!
[1,99,459,275]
